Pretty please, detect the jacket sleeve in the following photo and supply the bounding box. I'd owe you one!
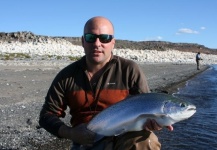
[39,71,67,137]
[128,61,150,95]
[39,112,65,137]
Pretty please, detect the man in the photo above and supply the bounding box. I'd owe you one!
[196,52,202,70]
[39,16,172,150]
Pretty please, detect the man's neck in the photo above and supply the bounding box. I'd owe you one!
[86,56,111,74]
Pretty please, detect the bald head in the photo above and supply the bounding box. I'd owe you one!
[83,16,114,35]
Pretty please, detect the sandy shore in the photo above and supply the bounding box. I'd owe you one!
[0,60,209,150]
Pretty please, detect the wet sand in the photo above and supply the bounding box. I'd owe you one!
[0,61,208,149]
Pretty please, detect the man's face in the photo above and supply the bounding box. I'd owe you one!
[82,18,115,65]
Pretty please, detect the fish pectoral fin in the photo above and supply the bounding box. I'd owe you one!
[151,114,167,118]
[136,114,168,127]
[138,113,167,119]
[136,113,167,123]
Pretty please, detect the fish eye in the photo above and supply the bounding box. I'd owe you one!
[180,103,186,107]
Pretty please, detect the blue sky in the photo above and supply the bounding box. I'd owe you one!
[1,0,216,49]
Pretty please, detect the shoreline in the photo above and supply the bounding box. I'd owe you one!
[138,62,209,93]
[162,66,209,93]
[0,61,210,149]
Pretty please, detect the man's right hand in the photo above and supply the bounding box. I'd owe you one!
[58,123,96,145]
[144,119,173,131]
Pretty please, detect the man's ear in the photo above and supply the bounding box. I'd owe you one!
[81,36,84,47]
[112,39,115,49]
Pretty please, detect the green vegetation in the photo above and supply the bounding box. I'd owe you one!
[68,56,81,61]
[56,56,62,60]
[0,53,31,60]
[0,53,82,61]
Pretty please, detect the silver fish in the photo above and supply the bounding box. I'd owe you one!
[87,93,196,137]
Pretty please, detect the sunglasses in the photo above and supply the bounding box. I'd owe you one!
[84,33,114,43]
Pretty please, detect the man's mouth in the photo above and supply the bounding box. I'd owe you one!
[94,50,102,53]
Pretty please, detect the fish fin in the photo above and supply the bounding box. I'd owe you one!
[138,114,167,119]
[136,114,168,127]
[136,114,167,124]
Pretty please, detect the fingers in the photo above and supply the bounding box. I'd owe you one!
[144,119,162,131]
[73,124,95,145]
[144,119,174,132]
[166,125,173,131]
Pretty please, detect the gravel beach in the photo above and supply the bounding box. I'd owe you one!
[0,60,208,150]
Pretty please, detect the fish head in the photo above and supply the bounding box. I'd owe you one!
[162,96,196,125]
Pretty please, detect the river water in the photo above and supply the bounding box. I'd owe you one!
[157,64,217,150]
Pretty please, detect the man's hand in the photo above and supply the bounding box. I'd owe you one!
[144,119,173,131]
[58,123,96,145]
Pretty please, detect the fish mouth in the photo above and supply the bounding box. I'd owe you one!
[188,108,196,111]
[186,106,196,117]
[188,105,196,111]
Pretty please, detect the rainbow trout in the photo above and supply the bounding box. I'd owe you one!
[87,93,196,137]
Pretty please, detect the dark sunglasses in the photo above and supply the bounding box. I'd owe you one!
[84,33,114,43]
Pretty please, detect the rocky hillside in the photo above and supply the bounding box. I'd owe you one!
[1,31,217,55]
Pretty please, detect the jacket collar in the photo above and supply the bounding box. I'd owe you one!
[78,54,118,71]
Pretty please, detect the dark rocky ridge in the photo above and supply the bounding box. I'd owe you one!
[1,31,217,55]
